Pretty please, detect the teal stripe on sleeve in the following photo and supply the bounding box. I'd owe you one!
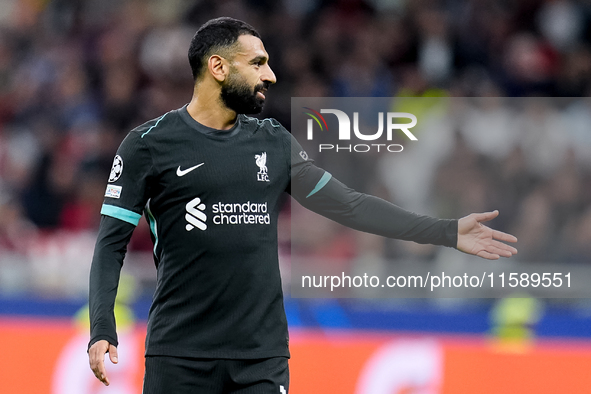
[101,204,142,226]
[306,172,332,198]
[145,201,159,255]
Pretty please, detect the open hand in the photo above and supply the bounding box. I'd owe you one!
[457,210,517,260]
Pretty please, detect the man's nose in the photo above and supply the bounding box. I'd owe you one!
[262,64,277,84]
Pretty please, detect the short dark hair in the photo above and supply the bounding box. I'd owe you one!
[188,17,260,81]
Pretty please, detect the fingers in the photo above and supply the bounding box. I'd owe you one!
[89,349,109,386]
[109,344,119,364]
[476,250,500,260]
[472,210,499,223]
[475,238,517,259]
[486,242,514,258]
[490,239,518,255]
[473,211,518,244]
[88,340,114,386]
[492,229,518,243]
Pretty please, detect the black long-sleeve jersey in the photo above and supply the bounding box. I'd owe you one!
[89,105,458,359]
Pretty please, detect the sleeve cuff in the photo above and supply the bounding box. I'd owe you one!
[88,335,119,352]
[446,219,459,248]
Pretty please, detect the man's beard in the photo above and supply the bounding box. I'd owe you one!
[220,72,269,115]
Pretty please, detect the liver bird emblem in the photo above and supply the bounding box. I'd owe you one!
[255,152,269,181]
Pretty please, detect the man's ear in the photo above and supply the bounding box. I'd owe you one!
[208,55,228,82]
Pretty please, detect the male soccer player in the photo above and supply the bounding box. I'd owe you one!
[88,17,517,393]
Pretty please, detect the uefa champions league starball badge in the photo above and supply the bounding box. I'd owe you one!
[109,155,123,182]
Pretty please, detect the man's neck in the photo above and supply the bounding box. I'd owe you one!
[186,83,237,130]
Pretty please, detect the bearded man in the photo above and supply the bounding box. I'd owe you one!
[88,17,517,394]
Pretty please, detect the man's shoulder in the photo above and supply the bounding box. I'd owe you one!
[241,115,289,136]
[129,110,179,139]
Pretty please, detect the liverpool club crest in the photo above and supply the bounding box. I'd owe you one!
[255,152,269,182]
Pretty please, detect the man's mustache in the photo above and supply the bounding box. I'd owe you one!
[255,82,270,93]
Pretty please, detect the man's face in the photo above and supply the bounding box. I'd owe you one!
[220,35,276,114]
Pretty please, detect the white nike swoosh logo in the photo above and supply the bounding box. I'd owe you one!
[176,163,204,176]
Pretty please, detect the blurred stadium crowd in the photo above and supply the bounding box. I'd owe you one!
[0,0,590,296]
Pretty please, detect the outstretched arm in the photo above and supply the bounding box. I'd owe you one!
[292,175,458,247]
[290,159,518,257]
[457,210,518,260]
[287,130,518,259]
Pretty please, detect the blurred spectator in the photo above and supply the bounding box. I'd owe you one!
[0,193,37,253]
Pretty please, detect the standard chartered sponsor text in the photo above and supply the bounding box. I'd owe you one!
[212,201,270,225]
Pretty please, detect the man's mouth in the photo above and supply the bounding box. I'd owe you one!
[256,83,269,100]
